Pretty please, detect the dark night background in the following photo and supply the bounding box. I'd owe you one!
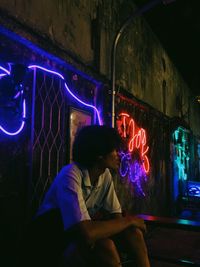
[135,0,200,96]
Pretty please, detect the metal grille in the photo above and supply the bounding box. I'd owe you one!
[30,68,66,213]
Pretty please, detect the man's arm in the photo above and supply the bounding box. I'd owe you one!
[58,166,146,245]
[71,215,146,246]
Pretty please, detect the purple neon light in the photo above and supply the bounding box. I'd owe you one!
[28,65,65,80]
[119,152,131,177]
[0,99,26,136]
[64,82,102,125]
[0,64,102,136]
[28,65,102,125]
[0,66,10,75]
[119,151,147,196]
[0,67,26,135]
[0,74,7,78]
[129,160,147,196]
[14,92,21,99]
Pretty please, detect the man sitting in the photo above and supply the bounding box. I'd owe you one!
[23,125,150,267]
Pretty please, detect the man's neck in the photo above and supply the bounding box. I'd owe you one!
[88,165,105,186]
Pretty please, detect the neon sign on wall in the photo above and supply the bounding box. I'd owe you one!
[0,64,102,136]
[117,112,150,196]
[172,127,190,200]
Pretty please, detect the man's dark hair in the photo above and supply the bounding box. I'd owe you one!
[72,125,123,168]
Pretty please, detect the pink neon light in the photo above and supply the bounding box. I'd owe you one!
[28,65,102,125]
[118,112,150,173]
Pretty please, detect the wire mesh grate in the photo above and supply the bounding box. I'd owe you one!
[30,69,67,213]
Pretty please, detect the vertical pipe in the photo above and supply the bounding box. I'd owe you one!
[111,0,175,128]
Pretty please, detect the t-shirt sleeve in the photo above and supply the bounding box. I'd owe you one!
[56,166,91,230]
[102,170,122,214]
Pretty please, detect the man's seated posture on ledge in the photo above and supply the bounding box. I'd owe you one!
[28,125,150,267]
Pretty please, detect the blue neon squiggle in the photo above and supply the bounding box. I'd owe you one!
[28,65,65,80]
[0,64,102,136]
[0,99,26,136]
[0,74,7,78]
[28,65,102,125]
[119,151,147,196]
[0,67,26,135]
[0,66,10,75]
[64,83,102,125]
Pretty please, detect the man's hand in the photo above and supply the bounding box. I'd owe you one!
[127,215,147,233]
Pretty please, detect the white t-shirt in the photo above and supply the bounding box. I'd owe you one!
[37,163,122,230]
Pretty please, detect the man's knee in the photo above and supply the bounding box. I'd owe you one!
[133,228,144,239]
[122,227,147,251]
[124,226,144,239]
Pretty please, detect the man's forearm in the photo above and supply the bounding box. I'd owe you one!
[78,215,144,245]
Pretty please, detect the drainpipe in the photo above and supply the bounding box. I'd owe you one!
[111,0,176,128]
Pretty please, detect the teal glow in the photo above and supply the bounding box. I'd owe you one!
[174,130,179,141]
[198,144,200,157]
[172,127,190,199]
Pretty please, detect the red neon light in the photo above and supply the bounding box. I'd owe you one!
[117,112,150,173]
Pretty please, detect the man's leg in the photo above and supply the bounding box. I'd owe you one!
[115,226,150,267]
[93,238,122,267]
[63,238,122,267]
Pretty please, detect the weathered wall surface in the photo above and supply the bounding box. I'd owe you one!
[0,0,199,134]
[0,0,96,64]
[115,20,199,135]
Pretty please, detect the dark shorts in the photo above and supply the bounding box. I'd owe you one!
[19,209,66,267]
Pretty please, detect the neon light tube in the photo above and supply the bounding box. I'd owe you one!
[0,74,7,78]
[0,64,102,136]
[0,99,26,136]
[28,65,65,80]
[64,82,102,125]
[0,66,26,136]
[28,65,102,125]
[0,66,10,75]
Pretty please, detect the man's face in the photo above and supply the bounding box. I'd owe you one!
[102,149,120,171]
